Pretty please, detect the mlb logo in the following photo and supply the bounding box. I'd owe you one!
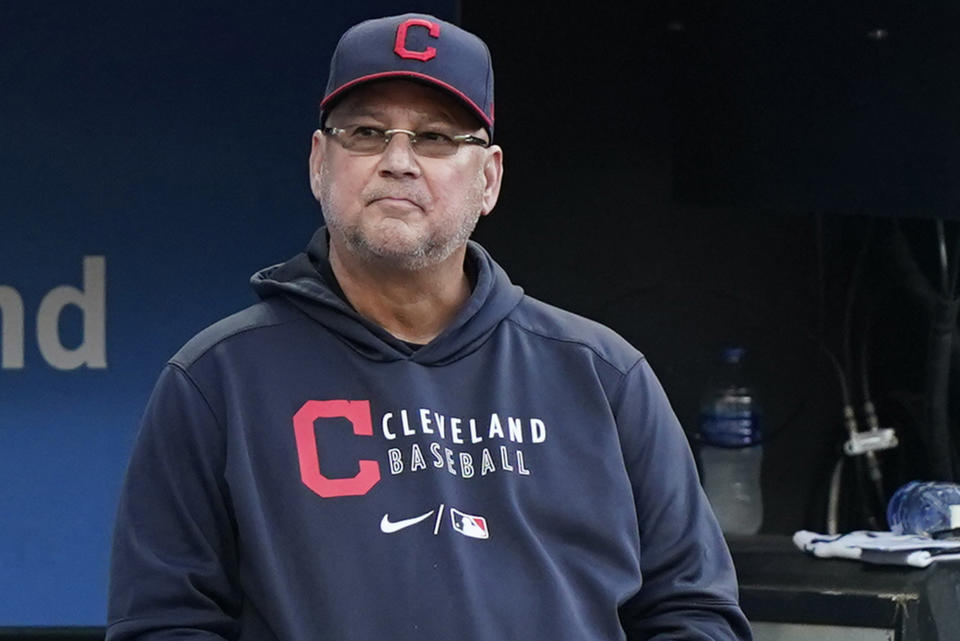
[450,508,489,539]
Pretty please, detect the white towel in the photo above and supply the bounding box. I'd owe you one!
[793,530,960,568]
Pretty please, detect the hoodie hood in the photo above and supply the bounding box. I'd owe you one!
[251,228,524,366]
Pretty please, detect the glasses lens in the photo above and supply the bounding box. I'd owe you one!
[411,133,458,158]
[342,127,386,154]
[330,127,470,157]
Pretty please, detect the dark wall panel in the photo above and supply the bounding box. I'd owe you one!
[463,2,953,535]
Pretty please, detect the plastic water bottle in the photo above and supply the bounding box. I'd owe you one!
[887,481,960,537]
[698,347,763,535]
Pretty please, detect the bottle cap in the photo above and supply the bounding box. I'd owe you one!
[721,347,746,364]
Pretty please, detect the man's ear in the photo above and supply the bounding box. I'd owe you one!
[479,145,504,217]
[309,130,324,200]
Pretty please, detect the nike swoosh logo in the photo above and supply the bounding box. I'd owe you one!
[380,510,435,534]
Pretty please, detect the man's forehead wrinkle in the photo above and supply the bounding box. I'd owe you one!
[333,102,456,127]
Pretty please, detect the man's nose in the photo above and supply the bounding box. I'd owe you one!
[377,131,421,178]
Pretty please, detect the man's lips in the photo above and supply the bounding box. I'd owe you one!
[368,195,424,210]
[363,185,428,210]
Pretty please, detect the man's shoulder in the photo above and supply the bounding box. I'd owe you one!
[170,299,299,369]
[507,295,643,374]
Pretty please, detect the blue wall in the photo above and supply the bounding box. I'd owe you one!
[0,1,456,625]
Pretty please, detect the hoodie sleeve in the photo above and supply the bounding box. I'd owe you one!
[613,358,753,641]
[107,364,241,641]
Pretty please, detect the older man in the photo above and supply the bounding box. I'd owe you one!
[107,13,752,641]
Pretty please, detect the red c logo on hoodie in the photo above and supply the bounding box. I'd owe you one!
[293,400,381,497]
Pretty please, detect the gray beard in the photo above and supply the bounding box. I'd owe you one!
[329,210,480,271]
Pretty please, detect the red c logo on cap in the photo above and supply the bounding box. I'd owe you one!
[394,18,440,61]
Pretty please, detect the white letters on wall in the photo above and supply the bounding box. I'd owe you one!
[1,256,107,370]
[0,285,25,369]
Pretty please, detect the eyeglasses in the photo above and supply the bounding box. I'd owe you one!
[322,125,490,158]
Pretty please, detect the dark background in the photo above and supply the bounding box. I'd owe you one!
[463,0,960,535]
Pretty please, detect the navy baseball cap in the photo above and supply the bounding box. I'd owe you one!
[320,13,495,138]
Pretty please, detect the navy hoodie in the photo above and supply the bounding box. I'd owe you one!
[107,229,752,641]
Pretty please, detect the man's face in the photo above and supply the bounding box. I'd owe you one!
[310,79,503,271]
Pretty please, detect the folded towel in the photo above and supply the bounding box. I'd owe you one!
[793,530,960,568]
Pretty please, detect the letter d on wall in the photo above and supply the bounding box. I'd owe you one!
[36,256,107,370]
